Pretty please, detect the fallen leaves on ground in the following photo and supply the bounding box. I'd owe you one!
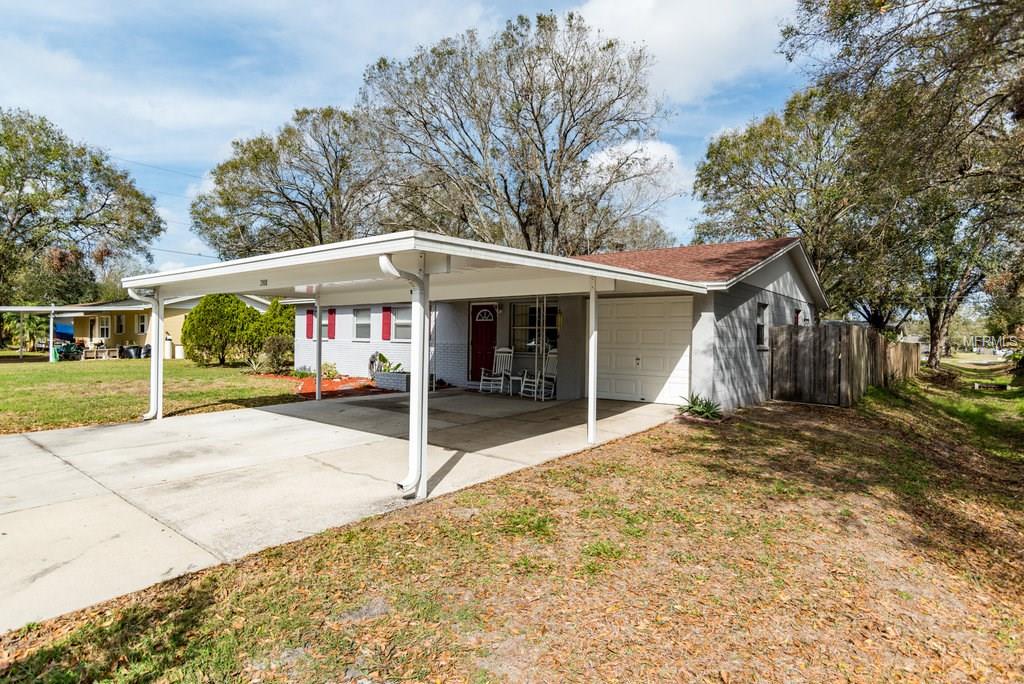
[1,372,1022,682]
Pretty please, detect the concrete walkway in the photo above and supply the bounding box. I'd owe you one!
[0,391,673,632]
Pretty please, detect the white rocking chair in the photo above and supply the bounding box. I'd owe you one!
[520,350,558,400]
[479,347,513,393]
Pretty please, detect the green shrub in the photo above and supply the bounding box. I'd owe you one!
[262,334,293,373]
[181,294,249,365]
[321,362,339,379]
[679,393,723,420]
[238,298,295,368]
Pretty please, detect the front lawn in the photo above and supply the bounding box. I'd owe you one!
[0,359,302,434]
[1,365,1022,681]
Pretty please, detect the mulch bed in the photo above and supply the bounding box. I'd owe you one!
[257,374,392,400]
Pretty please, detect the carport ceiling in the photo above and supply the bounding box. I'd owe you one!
[124,231,708,304]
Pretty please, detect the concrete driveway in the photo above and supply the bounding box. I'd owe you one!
[0,391,673,632]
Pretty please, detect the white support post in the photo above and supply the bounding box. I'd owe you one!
[145,301,159,419]
[416,267,430,500]
[314,297,323,401]
[155,292,165,420]
[587,277,598,444]
[48,305,55,363]
[404,254,431,499]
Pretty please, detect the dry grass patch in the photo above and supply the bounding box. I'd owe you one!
[1,368,1022,682]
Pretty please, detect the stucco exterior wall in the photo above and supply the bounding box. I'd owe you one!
[709,252,819,411]
[71,308,188,351]
[72,310,151,348]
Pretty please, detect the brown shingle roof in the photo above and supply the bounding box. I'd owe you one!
[574,237,800,283]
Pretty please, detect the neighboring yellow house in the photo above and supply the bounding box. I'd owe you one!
[61,296,268,358]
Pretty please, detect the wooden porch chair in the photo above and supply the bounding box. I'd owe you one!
[479,347,513,393]
[520,350,558,401]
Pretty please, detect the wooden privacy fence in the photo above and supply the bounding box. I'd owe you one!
[771,324,921,407]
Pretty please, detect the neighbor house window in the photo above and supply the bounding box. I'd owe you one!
[793,308,802,326]
[98,316,111,339]
[320,313,329,340]
[510,303,559,353]
[115,314,125,335]
[353,308,370,340]
[755,303,768,348]
[136,314,147,335]
[392,306,412,341]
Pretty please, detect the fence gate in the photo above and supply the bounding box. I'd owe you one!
[770,325,842,405]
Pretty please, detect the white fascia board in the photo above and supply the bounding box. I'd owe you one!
[0,304,147,313]
[123,232,420,289]
[122,230,707,295]
[408,232,707,293]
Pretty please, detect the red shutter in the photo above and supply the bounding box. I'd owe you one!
[327,308,336,339]
[381,306,392,341]
[305,309,314,339]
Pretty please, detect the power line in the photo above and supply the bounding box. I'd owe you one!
[111,156,205,180]
[150,246,221,261]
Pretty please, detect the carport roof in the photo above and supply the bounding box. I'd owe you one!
[122,230,711,301]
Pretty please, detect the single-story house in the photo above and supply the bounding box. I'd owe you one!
[292,236,825,411]
[0,295,268,359]
[121,230,826,499]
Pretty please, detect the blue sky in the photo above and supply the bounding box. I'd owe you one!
[1,0,806,271]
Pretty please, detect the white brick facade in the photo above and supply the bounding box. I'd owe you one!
[294,302,471,387]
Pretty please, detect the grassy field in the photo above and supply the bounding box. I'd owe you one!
[1,363,1021,681]
[0,359,301,434]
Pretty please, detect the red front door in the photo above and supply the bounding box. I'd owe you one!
[470,304,498,381]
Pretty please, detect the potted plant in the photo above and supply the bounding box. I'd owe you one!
[370,352,409,391]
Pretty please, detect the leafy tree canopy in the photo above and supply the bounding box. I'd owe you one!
[0,109,164,305]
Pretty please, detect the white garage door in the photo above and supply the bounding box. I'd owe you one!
[595,296,692,403]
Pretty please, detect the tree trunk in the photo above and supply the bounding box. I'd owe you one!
[926,311,948,369]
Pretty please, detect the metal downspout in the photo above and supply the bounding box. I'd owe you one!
[378,254,429,498]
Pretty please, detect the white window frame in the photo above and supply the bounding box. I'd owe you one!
[510,302,559,354]
[392,305,412,342]
[353,307,371,341]
[755,302,769,349]
[98,315,111,339]
[115,314,125,335]
[136,314,147,335]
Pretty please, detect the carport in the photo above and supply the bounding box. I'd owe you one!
[123,231,707,499]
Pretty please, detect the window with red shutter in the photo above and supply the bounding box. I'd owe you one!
[327,308,336,339]
[305,309,314,339]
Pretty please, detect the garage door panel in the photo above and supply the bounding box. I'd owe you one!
[640,329,666,345]
[613,329,639,345]
[595,296,692,403]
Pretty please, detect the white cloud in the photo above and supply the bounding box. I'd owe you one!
[576,0,797,103]
[0,1,498,165]
[185,174,217,201]
[0,37,291,164]
[590,139,693,195]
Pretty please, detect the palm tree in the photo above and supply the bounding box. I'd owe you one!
[3,314,48,358]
